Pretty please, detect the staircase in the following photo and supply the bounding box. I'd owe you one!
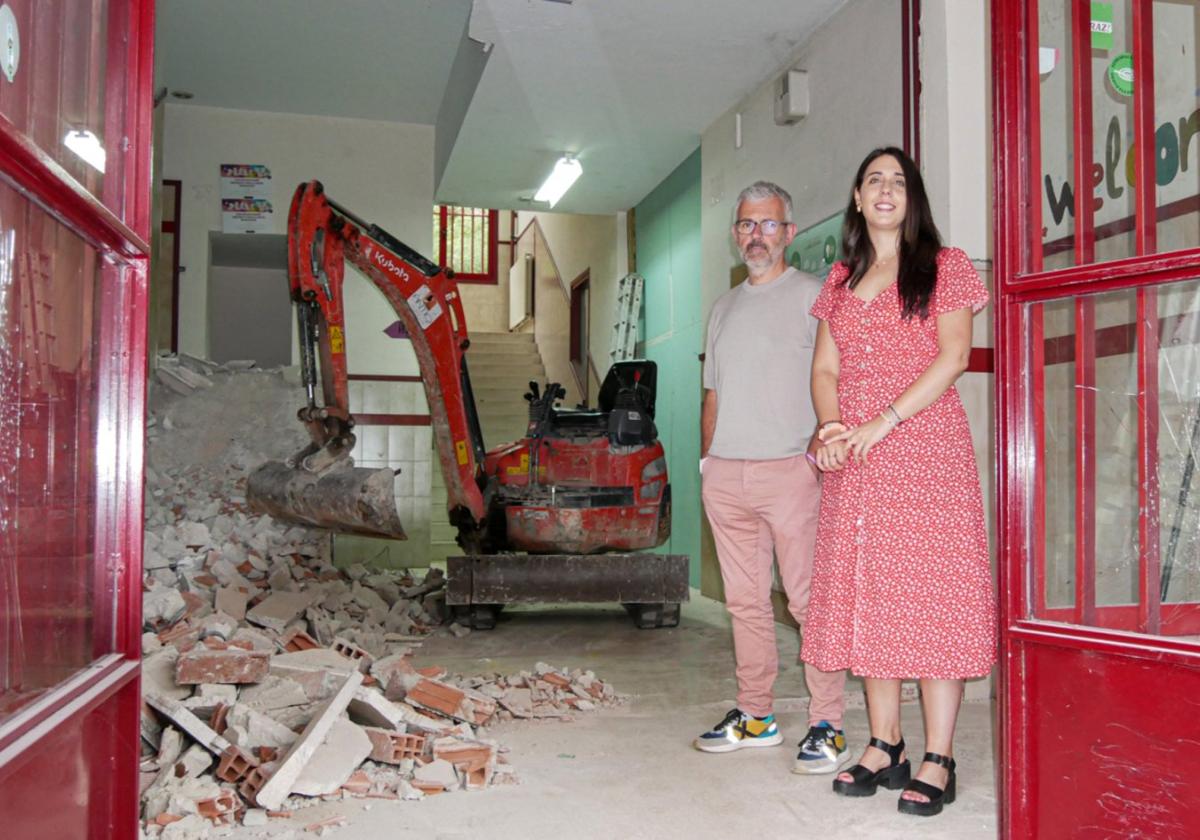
[428,331,545,563]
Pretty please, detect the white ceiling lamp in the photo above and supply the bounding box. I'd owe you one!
[63,129,105,173]
[534,155,582,208]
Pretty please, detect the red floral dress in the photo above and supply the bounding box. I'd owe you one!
[800,247,996,679]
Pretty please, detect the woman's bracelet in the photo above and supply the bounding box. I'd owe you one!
[880,404,903,429]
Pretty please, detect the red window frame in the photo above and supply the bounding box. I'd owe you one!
[433,205,499,284]
[994,1,1200,836]
[0,1,154,836]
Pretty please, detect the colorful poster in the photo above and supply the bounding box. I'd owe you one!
[220,163,273,233]
[220,197,274,234]
[219,163,272,200]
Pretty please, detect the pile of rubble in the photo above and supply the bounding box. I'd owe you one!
[140,360,625,837]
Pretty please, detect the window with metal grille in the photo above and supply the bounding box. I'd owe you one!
[432,205,499,284]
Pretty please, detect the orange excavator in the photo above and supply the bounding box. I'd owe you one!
[246,181,687,628]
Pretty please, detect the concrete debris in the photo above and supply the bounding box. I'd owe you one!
[291,718,372,796]
[139,363,626,832]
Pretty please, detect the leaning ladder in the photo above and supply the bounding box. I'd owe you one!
[609,272,644,363]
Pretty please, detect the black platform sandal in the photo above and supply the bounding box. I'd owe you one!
[831,736,911,797]
[897,752,957,817]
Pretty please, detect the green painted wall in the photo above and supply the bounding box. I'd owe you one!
[635,149,703,588]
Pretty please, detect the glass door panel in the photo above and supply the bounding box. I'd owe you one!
[1035,0,1200,268]
[1025,276,1200,636]
[0,179,113,720]
[0,1,132,218]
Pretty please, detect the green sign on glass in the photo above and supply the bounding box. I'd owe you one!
[1091,2,1113,51]
[787,211,843,280]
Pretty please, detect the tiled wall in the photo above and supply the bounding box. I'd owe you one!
[334,378,433,569]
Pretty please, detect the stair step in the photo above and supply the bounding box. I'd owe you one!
[468,332,536,340]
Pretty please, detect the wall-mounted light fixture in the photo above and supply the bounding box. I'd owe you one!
[63,129,105,173]
[534,155,582,208]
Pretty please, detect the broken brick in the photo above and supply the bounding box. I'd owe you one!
[332,636,373,672]
[238,762,274,803]
[196,789,239,825]
[280,627,321,652]
[210,703,230,735]
[215,745,258,783]
[340,770,372,796]
[405,678,466,718]
[364,727,426,764]
[432,738,496,790]
[176,648,270,685]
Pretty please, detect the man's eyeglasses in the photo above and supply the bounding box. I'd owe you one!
[734,218,788,236]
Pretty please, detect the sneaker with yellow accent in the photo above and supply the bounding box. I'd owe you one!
[791,721,849,774]
[693,708,783,753]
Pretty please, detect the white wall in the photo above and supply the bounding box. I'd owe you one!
[699,0,904,316]
[163,103,438,567]
[514,210,621,400]
[163,103,435,376]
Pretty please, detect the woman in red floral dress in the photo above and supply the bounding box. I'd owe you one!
[800,147,995,817]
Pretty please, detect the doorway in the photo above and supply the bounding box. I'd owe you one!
[570,269,590,404]
[207,232,291,366]
[993,1,1200,835]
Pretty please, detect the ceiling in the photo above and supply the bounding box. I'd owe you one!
[157,0,848,214]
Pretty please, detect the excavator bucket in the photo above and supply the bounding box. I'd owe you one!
[246,460,407,540]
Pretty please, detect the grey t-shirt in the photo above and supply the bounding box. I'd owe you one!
[703,266,822,460]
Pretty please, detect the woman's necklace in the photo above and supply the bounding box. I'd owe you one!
[873,251,897,269]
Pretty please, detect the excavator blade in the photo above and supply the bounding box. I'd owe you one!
[246,460,407,540]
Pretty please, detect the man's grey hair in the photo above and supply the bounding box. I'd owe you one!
[734,181,794,223]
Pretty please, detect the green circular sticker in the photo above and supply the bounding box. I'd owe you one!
[1108,53,1133,97]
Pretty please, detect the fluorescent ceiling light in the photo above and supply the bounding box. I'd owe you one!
[64,129,106,173]
[533,156,582,208]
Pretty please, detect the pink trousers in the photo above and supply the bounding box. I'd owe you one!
[702,453,846,725]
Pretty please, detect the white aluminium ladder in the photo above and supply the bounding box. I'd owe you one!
[609,272,643,363]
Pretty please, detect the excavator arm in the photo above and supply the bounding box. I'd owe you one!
[247,181,488,548]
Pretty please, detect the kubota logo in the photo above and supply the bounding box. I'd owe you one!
[372,249,409,281]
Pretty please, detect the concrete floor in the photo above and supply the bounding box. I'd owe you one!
[229,594,997,840]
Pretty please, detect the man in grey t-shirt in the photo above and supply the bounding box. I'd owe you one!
[692,181,848,776]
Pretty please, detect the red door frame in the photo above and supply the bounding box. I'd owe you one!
[994,1,1200,836]
[0,1,154,837]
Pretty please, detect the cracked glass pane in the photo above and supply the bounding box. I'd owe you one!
[0,182,105,720]
[1028,278,1200,634]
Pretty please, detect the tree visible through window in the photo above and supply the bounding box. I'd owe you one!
[433,205,499,284]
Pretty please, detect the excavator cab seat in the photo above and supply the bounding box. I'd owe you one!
[600,360,657,446]
[545,360,658,446]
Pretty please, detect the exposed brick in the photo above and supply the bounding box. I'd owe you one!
[331,637,373,672]
[176,649,270,685]
[215,745,259,783]
[279,628,320,652]
[541,672,571,689]
[238,763,274,802]
[196,790,239,825]
[405,678,465,718]
[364,727,426,764]
[210,703,230,735]
[432,738,495,790]
[157,621,195,645]
[340,770,372,796]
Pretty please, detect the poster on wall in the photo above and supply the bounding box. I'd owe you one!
[786,211,844,279]
[220,163,273,233]
[220,197,274,234]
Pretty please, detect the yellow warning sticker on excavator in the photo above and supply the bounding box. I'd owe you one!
[506,453,530,475]
[455,440,469,465]
[329,326,345,354]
